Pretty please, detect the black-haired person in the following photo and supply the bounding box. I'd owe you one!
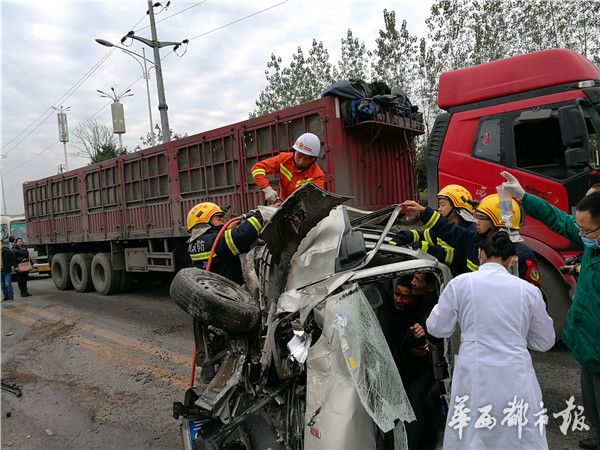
[502,172,600,450]
[389,274,439,450]
[560,183,600,277]
[426,232,554,449]
[12,238,31,297]
[1,241,14,301]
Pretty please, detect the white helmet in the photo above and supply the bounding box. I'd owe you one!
[293,132,321,158]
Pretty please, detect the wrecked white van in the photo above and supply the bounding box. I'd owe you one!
[170,184,454,450]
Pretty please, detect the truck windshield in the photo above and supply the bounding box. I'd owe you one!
[9,221,27,242]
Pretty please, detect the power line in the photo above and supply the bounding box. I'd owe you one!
[6,142,60,175]
[187,0,289,41]
[1,50,116,156]
[2,10,148,156]
[135,1,207,32]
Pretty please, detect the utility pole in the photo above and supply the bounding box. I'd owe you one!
[120,1,187,143]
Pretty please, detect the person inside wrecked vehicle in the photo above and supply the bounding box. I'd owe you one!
[502,172,600,450]
[250,132,325,205]
[426,231,554,449]
[389,274,441,450]
[186,202,263,285]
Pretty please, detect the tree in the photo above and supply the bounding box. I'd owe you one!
[73,119,125,164]
[370,10,419,97]
[337,29,370,81]
[252,39,336,116]
[136,127,187,149]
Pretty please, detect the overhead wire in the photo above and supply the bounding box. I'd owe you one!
[2,50,116,157]
[186,0,289,41]
[4,0,290,169]
[2,10,148,156]
[135,1,207,32]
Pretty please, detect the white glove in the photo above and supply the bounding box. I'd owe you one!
[256,205,277,222]
[262,186,280,204]
[500,171,525,200]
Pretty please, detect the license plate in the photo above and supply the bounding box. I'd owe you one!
[36,264,50,272]
[182,418,210,450]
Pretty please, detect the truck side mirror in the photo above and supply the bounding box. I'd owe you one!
[558,106,589,150]
[564,148,589,169]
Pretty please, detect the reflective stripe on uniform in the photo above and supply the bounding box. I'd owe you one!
[279,163,292,181]
[190,251,214,261]
[423,228,435,246]
[247,216,262,233]
[436,237,455,265]
[420,241,430,252]
[224,229,240,255]
[467,259,479,272]
[295,178,313,187]
[252,168,266,178]
[410,229,419,243]
[423,210,441,229]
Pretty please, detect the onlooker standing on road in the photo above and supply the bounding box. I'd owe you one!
[426,232,555,449]
[502,171,600,450]
[12,238,31,297]
[1,240,14,301]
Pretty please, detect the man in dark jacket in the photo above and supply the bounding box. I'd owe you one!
[502,171,600,450]
[1,240,14,301]
[186,202,264,285]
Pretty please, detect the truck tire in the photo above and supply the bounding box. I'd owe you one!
[91,253,122,296]
[538,260,570,343]
[69,253,94,292]
[51,253,73,290]
[117,270,132,293]
[170,268,260,334]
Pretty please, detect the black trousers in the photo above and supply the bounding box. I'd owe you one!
[582,366,600,449]
[15,271,29,295]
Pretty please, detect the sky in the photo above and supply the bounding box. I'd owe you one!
[1,0,433,215]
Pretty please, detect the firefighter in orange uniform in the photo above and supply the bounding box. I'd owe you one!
[250,132,325,204]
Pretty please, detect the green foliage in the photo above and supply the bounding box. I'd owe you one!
[251,0,600,135]
[73,119,123,164]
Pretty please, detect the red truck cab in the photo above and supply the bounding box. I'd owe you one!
[426,49,600,336]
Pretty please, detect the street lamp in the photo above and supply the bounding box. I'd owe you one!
[98,87,133,151]
[95,39,155,142]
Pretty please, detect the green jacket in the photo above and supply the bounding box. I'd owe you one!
[522,193,600,372]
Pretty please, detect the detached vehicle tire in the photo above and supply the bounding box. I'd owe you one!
[51,253,73,290]
[170,268,260,334]
[70,253,94,292]
[538,260,570,343]
[91,252,121,295]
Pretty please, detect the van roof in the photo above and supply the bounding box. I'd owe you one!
[438,49,600,110]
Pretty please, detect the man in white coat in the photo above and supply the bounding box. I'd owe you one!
[426,231,555,449]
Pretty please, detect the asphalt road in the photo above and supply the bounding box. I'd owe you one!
[1,276,595,449]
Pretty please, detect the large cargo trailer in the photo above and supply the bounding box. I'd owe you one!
[23,96,424,294]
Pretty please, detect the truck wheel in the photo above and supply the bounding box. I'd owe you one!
[538,260,570,343]
[51,253,73,290]
[91,253,122,295]
[170,268,260,334]
[117,270,132,293]
[70,253,94,293]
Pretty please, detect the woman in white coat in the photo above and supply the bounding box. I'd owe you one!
[426,231,555,449]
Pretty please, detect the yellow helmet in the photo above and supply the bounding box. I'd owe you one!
[475,194,521,230]
[437,184,474,213]
[186,202,224,231]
